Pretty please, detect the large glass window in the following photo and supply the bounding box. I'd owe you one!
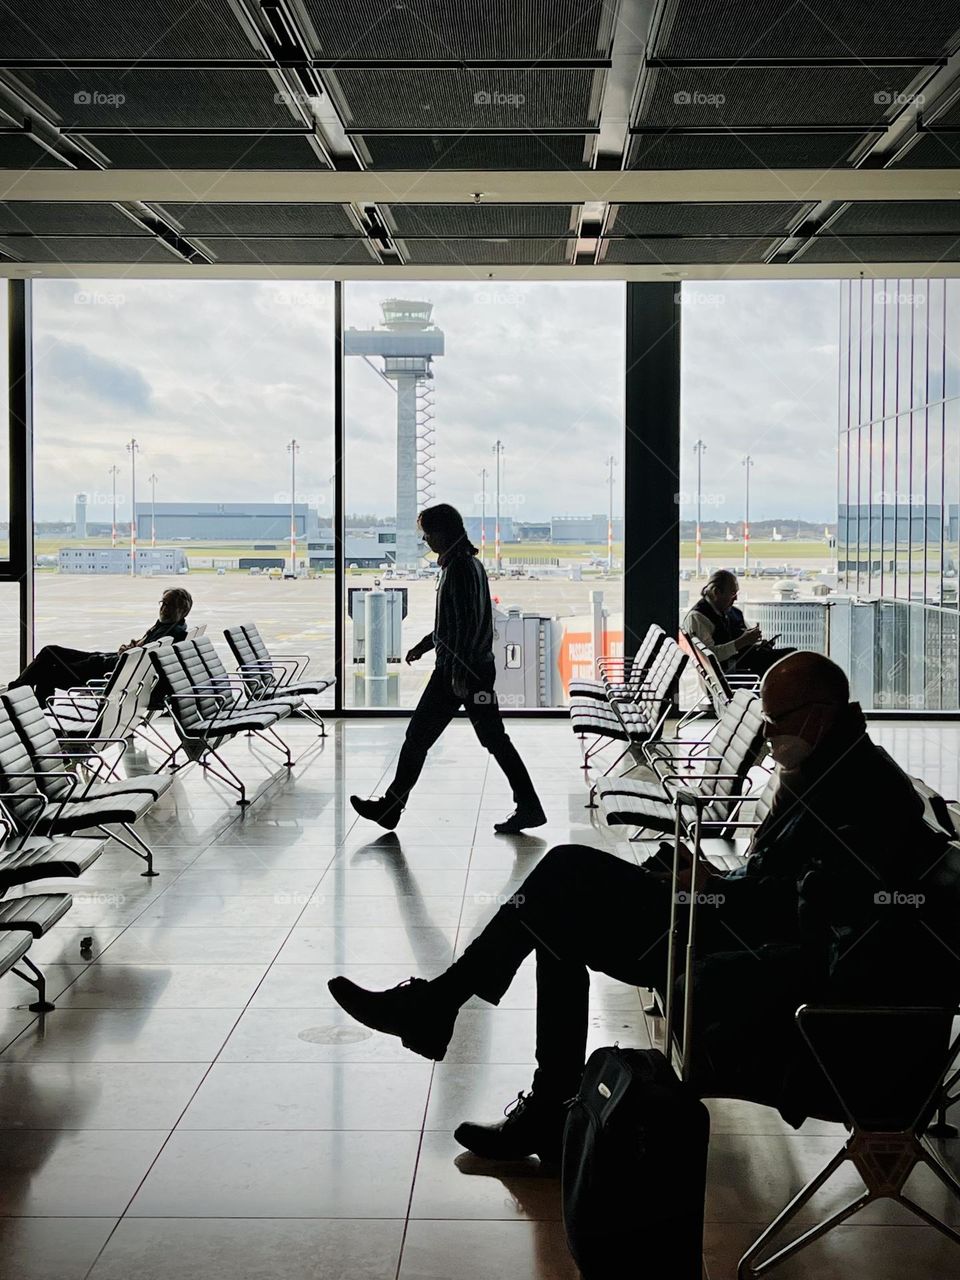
[32,281,335,699]
[343,282,625,708]
[0,287,9,563]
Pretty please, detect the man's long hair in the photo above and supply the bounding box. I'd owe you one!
[418,503,478,556]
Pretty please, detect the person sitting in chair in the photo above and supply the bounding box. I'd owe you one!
[326,652,958,1162]
[9,586,193,708]
[683,568,789,677]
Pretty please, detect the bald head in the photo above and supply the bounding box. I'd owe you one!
[761,651,849,716]
[760,652,850,768]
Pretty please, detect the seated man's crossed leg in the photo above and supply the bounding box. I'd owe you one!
[329,844,672,1163]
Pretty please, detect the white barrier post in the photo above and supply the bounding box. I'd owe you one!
[590,589,604,669]
[365,590,388,696]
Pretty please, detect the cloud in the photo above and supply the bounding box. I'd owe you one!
[30,277,841,524]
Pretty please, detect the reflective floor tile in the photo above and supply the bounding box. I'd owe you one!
[706,1132,960,1226]
[87,1218,403,1280]
[219,1007,420,1063]
[128,1130,420,1217]
[0,1062,207,1129]
[399,1219,578,1279]
[409,1131,562,1220]
[1,1008,240,1063]
[180,1061,431,1130]
[24,928,124,966]
[425,1064,546,1131]
[0,1217,117,1280]
[133,894,309,927]
[50,963,268,1009]
[188,845,335,870]
[299,894,466,928]
[704,1221,960,1280]
[95,926,289,965]
[0,1129,168,1215]
[275,925,455,966]
[318,865,468,897]
[163,869,325,896]
[248,963,420,1008]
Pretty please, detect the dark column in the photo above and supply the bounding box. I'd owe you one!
[623,282,681,656]
[333,280,345,714]
[8,280,34,670]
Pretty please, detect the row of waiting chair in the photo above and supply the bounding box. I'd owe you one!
[573,628,960,1277]
[0,623,334,1015]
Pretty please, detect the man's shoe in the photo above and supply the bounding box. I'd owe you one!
[454,1090,565,1165]
[327,975,456,1061]
[494,804,547,835]
[350,794,403,830]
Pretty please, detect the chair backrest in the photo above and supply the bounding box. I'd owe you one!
[0,698,48,831]
[224,624,268,695]
[680,632,732,713]
[150,640,220,730]
[185,623,206,640]
[242,623,273,668]
[91,647,150,740]
[193,635,233,692]
[125,638,166,723]
[1,686,72,803]
[701,690,766,794]
[626,623,667,692]
[641,637,687,717]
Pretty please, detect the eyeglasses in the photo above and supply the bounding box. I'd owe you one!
[761,700,833,729]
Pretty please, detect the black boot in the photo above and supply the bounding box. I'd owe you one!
[494,803,547,835]
[454,1090,566,1165]
[350,794,403,830]
[327,975,457,1061]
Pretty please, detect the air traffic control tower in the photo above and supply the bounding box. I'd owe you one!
[344,299,444,568]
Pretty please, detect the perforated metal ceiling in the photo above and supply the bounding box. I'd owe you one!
[0,0,958,270]
[653,0,960,60]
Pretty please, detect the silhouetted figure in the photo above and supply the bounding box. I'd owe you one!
[684,568,792,677]
[350,503,545,836]
[10,586,193,707]
[331,653,958,1162]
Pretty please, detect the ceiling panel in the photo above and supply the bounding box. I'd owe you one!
[0,0,259,59]
[888,133,960,166]
[385,204,576,237]
[192,238,378,265]
[608,202,812,237]
[626,131,867,169]
[0,236,182,263]
[8,70,294,129]
[330,69,600,130]
[299,0,614,60]
[0,202,145,235]
[0,135,71,168]
[151,203,359,237]
[399,237,574,265]
[85,134,328,170]
[653,0,960,60]
[795,235,960,263]
[825,201,960,235]
[602,237,780,265]
[636,66,927,128]
[359,134,590,168]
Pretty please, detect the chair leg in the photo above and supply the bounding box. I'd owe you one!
[736,1144,854,1278]
[202,747,249,806]
[254,727,294,768]
[299,703,327,737]
[96,823,157,877]
[12,954,54,1014]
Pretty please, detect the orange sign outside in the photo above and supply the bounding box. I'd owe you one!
[558,630,624,693]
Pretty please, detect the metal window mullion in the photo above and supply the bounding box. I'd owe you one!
[7,280,33,669]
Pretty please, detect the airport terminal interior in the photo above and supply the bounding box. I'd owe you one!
[2,2,960,1278]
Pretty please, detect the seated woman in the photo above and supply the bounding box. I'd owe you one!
[683,568,790,677]
[8,586,193,707]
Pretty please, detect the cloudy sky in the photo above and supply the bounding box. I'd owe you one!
[30,276,840,525]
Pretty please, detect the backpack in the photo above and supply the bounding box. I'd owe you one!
[562,1046,710,1279]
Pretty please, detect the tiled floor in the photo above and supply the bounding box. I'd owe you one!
[0,716,958,1279]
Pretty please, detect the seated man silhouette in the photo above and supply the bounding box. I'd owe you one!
[684,568,791,677]
[9,586,193,707]
[329,652,956,1162]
